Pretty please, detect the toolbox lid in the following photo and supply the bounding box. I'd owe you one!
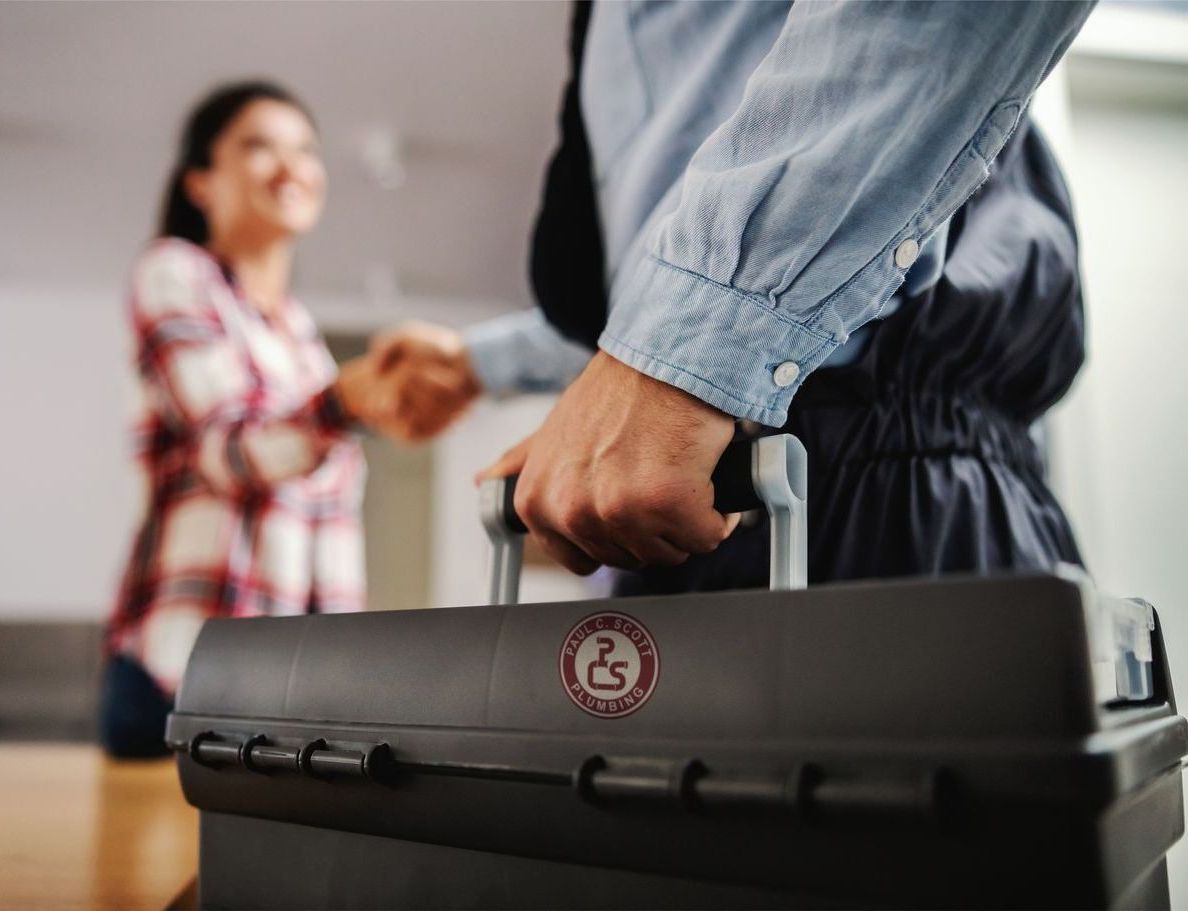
[172,572,1176,745]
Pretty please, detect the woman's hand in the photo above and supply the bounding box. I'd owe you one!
[332,353,383,425]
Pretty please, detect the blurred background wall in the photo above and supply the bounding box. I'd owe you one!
[0,0,1186,898]
[1042,19,1188,895]
[0,0,584,624]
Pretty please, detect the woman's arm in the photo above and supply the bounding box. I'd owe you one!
[131,242,366,495]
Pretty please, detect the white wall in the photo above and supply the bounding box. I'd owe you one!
[430,395,597,610]
[0,283,140,619]
[1050,82,1188,613]
[1044,57,1188,905]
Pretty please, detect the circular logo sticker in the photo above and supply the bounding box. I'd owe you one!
[559,611,660,718]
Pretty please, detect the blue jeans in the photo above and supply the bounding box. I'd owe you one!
[98,655,172,758]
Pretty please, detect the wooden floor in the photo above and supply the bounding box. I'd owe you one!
[0,744,197,910]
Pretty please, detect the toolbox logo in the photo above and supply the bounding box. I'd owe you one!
[559,611,659,718]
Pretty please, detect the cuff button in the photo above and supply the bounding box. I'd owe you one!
[894,238,920,269]
[773,361,801,387]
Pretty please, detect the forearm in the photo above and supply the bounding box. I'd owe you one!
[193,382,355,494]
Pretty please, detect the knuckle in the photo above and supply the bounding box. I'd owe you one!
[637,484,688,522]
[632,539,689,567]
[560,503,598,538]
[513,488,541,526]
[660,546,689,565]
[540,537,596,577]
[687,531,724,555]
[569,559,599,577]
[602,555,637,572]
[595,491,635,527]
[655,550,690,567]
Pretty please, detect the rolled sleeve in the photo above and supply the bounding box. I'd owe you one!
[600,0,1094,427]
[600,255,840,426]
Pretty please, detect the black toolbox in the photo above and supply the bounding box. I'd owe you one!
[167,436,1187,909]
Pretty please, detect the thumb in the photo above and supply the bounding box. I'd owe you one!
[475,434,535,485]
[369,332,410,371]
[722,511,742,539]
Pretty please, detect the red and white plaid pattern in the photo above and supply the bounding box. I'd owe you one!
[108,239,366,692]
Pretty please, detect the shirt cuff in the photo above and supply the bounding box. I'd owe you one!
[313,385,359,435]
[599,255,842,427]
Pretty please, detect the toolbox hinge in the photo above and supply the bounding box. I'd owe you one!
[576,755,948,824]
[187,731,395,781]
[175,735,948,824]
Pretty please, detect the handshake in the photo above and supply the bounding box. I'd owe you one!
[335,321,481,443]
[335,325,739,574]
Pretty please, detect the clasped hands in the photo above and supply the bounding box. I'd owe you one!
[335,321,481,443]
[337,324,740,576]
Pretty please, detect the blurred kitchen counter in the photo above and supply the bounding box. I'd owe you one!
[0,743,196,910]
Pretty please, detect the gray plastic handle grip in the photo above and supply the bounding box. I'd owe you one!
[478,434,808,605]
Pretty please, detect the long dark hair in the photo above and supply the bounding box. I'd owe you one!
[158,80,316,244]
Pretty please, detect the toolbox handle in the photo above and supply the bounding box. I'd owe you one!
[479,434,807,604]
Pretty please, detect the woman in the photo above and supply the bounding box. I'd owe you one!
[101,81,390,757]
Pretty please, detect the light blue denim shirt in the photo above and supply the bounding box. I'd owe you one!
[465,308,592,396]
[467,0,1094,423]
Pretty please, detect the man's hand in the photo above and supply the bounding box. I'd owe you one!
[478,351,738,574]
[364,321,481,442]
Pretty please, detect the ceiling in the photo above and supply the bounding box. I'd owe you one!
[0,1,570,306]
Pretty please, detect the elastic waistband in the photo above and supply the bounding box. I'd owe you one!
[781,392,1045,477]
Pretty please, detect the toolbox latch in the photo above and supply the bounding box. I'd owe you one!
[577,755,816,815]
[577,754,946,824]
[576,755,705,807]
[186,732,395,781]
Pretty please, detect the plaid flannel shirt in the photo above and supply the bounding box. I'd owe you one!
[108,239,366,692]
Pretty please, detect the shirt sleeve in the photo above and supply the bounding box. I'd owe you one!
[462,308,593,397]
[131,242,353,496]
[599,0,1095,427]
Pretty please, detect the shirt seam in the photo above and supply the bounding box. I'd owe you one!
[601,330,833,417]
[624,0,655,119]
[642,254,839,344]
[809,97,1025,318]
